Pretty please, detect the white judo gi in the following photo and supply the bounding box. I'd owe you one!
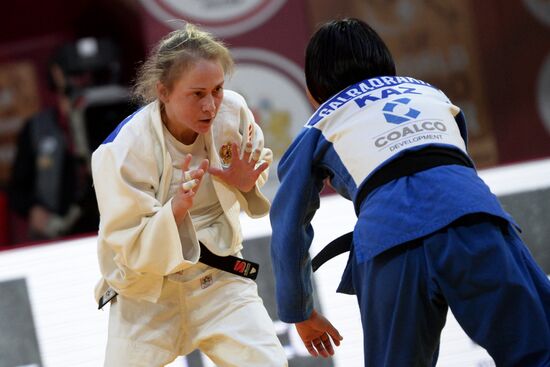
[91,90,287,366]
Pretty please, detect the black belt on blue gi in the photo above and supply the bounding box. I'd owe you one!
[98,242,259,309]
[311,147,474,272]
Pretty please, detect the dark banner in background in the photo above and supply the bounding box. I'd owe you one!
[2,0,548,203]
[306,0,550,168]
[0,0,549,188]
[471,0,550,164]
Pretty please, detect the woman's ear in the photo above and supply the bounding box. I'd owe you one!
[157,82,168,104]
[306,88,320,109]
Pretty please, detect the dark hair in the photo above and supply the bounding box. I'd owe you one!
[305,18,396,104]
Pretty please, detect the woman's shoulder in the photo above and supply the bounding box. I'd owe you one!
[103,102,159,145]
[93,101,161,159]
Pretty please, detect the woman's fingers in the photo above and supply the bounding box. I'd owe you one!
[183,170,193,182]
[231,142,240,164]
[233,141,262,165]
[198,158,209,172]
[305,334,333,358]
[243,142,253,161]
[251,148,261,162]
[327,325,343,346]
[296,309,343,359]
[254,161,269,175]
[181,179,198,191]
[321,333,335,355]
[180,153,192,172]
[181,158,209,191]
[305,340,319,357]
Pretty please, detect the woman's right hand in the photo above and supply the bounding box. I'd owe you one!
[171,154,209,224]
[295,308,343,358]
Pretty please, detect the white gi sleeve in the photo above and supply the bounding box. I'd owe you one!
[215,90,273,218]
[92,140,200,301]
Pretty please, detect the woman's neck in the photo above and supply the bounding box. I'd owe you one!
[160,106,198,145]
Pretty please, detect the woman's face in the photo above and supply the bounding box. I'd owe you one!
[158,58,225,144]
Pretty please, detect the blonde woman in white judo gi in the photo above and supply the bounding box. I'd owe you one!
[91,23,288,367]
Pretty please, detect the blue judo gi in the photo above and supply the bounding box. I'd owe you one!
[270,76,550,366]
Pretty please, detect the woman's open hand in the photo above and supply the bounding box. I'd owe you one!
[295,308,343,358]
[209,142,268,192]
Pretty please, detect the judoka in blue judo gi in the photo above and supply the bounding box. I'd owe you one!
[269,17,550,367]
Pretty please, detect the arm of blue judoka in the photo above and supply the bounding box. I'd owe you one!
[270,128,326,323]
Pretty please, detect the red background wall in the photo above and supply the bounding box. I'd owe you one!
[472,0,550,164]
[1,0,549,245]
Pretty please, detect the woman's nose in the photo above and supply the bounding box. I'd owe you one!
[202,95,215,113]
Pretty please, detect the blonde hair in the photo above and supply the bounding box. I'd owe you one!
[132,23,234,104]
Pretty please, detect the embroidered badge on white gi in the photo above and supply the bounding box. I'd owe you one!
[219,142,232,168]
[200,274,213,289]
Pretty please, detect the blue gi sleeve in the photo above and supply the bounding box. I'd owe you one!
[270,127,326,323]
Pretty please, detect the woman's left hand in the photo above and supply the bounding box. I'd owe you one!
[208,142,269,192]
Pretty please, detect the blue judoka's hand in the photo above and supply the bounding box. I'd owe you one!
[208,142,268,192]
[295,308,343,358]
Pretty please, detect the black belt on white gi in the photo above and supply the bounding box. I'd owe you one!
[198,242,259,280]
[311,147,473,272]
[98,242,259,309]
